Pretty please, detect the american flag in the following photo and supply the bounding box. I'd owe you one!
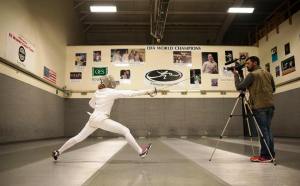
[43,66,56,84]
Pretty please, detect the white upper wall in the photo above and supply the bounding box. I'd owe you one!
[65,45,258,98]
[258,11,300,93]
[0,0,84,93]
[1,1,298,98]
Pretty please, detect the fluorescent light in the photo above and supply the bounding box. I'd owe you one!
[228,7,254,13]
[90,5,117,13]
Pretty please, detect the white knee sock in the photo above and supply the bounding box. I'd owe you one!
[124,131,143,154]
[58,138,77,154]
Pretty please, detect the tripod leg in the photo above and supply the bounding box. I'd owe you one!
[244,102,277,166]
[242,100,256,156]
[209,97,240,161]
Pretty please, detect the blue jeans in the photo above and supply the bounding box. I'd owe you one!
[253,106,275,158]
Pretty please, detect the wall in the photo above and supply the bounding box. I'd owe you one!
[0,74,64,143]
[65,45,258,98]
[258,11,300,137]
[0,0,84,90]
[63,11,300,138]
[258,11,300,93]
[64,98,244,137]
[0,0,84,143]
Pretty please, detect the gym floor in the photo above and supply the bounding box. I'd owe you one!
[1,137,300,186]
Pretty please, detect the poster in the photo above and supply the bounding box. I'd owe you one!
[265,63,270,72]
[75,53,87,70]
[111,49,145,64]
[6,32,36,71]
[173,51,192,65]
[70,72,82,82]
[281,56,296,75]
[120,69,131,79]
[225,50,233,64]
[93,51,101,62]
[271,47,278,62]
[239,52,248,64]
[190,69,201,85]
[284,43,290,55]
[275,66,280,77]
[202,52,218,74]
[211,79,218,87]
[92,67,107,82]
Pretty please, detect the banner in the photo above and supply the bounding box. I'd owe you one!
[6,32,36,70]
[92,67,107,82]
[70,72,82,82]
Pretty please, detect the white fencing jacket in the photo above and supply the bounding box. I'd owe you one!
[88,88,149,128]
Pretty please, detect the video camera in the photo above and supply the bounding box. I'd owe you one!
[224,56,246,71]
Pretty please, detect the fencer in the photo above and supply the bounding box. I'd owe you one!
[52,75,157,160]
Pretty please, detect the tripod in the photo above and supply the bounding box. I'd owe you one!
[209,91,277,166]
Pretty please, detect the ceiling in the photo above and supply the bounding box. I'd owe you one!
[73,0,299,45]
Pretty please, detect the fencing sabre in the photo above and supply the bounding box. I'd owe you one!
[160,74,199,90]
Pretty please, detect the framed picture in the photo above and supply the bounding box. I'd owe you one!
[284,43,290,55]
[202,52,218,74]
[275,66,280,77]
[93,51,101,62]
[120,69,131,79]
[173,51,192,65]
[190,69,201,84]
[271,47,278,62]
[225,50,233,64]
[239,52,248,63]
[211,79,218,86]
[265,63,270,72]
[281,56,295,75]
[75,53,86,66]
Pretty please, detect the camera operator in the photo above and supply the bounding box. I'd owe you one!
[232,56,276,163]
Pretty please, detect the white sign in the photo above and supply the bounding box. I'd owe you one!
[6,32,36,71]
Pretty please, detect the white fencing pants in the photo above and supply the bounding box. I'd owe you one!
[58,119,143,155]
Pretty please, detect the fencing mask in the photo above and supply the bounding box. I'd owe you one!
[100,75,119,88]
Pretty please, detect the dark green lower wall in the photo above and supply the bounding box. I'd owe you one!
[0,74,64,143]
[1,72,299,143]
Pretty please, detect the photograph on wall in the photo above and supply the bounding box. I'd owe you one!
[120,69,131,79]
[75,53,87,67]
[225,50,233,64]
[190,69,201,85]
[211,78,218,87]
[111,49,128,63]
[111,49,145,64]
[92,67,107,82]
[284,43,290,55]
[93,51,101,62]
[173,51,192,65]
[202,52,218,74]
[275,66,280,77]
[239,52,248,63]
[70,72,82,82]
[271,47,278,62]
[128,49,145,63]
[281,56,296,75]
[265,63,270,72]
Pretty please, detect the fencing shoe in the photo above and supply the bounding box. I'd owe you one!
[250,155,261,162]
[52,150,60,160]
[139,143,152,158]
